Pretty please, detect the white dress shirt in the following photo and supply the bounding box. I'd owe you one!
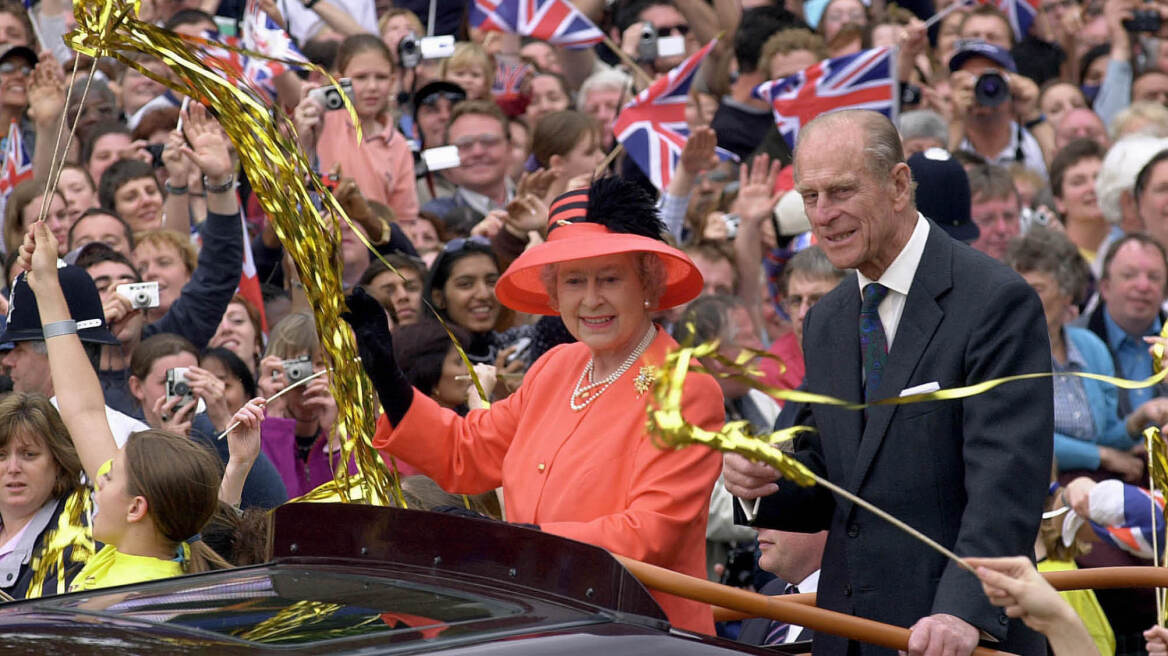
[783,569,821,643]
[856,213,930,351]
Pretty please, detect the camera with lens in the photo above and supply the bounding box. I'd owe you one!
[307,78,354,111]
[282,355,313,385]
[974,71,1010,107]
[115,281,160,310]
[165,367,194,412]
[1124,8,1162,32]
[399,31,421,68]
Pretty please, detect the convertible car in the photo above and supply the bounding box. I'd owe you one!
[0,503,787,654]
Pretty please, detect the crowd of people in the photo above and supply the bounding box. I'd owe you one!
[3,0,1168,653]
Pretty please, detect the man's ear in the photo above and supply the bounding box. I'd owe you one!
[891,162,913,212]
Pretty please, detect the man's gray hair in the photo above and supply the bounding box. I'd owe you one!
[576,68,632,109]
[1096,135,1168,224]
[898,110,948,146]
[966,163,1019,205]
[778,246,847,295]
[796,110,906,180]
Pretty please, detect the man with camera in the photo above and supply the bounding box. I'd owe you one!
[949,41,1054,179]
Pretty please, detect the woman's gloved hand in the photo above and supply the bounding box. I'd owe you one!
[342,287,413,424]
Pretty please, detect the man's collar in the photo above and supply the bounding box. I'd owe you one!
[456,178,515,215]
[1103,307,1162,347]
[857,213,930,296]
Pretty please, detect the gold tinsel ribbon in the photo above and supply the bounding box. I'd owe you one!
[68,1,401,505]
[25,487,95,598]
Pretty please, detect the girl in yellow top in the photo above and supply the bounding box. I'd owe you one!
[19,213,268,592]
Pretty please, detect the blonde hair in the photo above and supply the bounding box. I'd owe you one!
[378,8,424,38]
[133,229,197,274]
[440,42,495,96]
[265,312,321,361]
[758,29,826,79]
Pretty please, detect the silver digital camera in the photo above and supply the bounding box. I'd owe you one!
[116,281,160,310]
[307,78,354,111]
[165,367,194,412]
[282,356,313,385]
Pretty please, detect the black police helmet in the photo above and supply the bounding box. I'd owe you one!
[0,263,120,345]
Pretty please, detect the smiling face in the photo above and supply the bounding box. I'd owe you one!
[0,53,30,109]
[436,253,500,333]
[1054,157,1103,224]
[448,113,509,193]
[121,64,167,116]
[820,0,866,43]
[114,177,164,232]
[1100,240,1168,334]
[87,259,144,344]
[446,65,487,100]
[554,253,652,364]
[433,346,470,408]
[0,430,60,523]
[133,240,190,314]
[209,302,261,370]
[794,119,914,279]
[342,49,395,122]
[552,129,604,180]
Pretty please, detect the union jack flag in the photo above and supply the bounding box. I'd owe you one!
[753,46,896,149]
[0,121,33,199]
[971,0,1039,41]
[612,39,736,191]
[241,0,305,84]
[1065,479,1166,561]
[493,59,532,97]
[193,26,291,102]
[470,0,604,49]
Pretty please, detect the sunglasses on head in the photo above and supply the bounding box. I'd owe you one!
[419,90,466,107]
[442,235,491,254]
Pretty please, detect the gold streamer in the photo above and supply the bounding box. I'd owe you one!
[646,343,973,572]
[69,2,399,506]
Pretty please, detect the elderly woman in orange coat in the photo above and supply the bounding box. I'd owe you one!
[344,177,724,634]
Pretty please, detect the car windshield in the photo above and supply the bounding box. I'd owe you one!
[41,569,529,647]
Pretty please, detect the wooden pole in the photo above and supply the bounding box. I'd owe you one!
[614,555,1012,656]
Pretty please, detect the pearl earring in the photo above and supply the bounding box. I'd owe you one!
[643,299,651,309]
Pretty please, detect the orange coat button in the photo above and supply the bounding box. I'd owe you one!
[537,463,546,472]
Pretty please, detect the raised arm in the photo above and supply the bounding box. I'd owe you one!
[19,223,117,482]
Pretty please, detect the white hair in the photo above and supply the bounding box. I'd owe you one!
[576,68,632,109]
[1096,135,1168,224]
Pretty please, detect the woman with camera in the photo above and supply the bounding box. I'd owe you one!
[124,333,287,509]
[293,33,419,225]
[255,313,356,498]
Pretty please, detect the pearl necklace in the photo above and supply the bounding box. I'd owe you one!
[569,325,657,411]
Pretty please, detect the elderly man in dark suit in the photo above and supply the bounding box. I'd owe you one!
[724,110,1052,656]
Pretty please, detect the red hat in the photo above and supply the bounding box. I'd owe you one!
[495,182,703,316]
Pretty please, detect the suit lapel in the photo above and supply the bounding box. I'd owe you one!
[847,224,952,494]
[814,282,864,489]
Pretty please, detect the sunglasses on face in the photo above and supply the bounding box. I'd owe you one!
[655,24,690,37]
[452,133,505,152]
[0,62,31,76]
[419,90,466,107]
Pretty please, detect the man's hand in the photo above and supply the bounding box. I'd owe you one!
[1146,625,1168,655]
[906,613,979,656]
[723,452,781,499]
[948,71,975,121]
[179,102,233,181]
[1008,73,1041,124]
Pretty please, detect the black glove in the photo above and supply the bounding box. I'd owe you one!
[342,288,413,424]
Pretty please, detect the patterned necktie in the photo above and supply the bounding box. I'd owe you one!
[763,584,801,645]
[860,283,890,401]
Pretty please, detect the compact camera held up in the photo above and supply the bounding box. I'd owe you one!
[115,281,161,310]
[282,356,314,386]
[307,78,355,111]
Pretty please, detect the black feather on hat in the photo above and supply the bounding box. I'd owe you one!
[583,176,666,242]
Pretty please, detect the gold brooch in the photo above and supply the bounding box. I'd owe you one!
[634,365,657,397]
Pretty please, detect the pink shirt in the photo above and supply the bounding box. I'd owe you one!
[317,111,419,224]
